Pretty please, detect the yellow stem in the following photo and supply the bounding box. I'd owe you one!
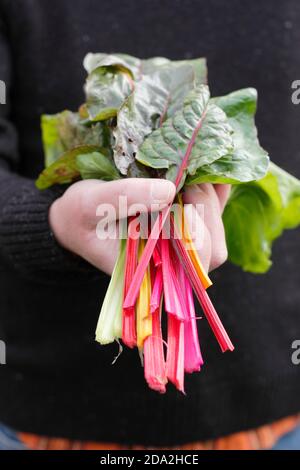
[136,239,152,348]
[178,194,212,289]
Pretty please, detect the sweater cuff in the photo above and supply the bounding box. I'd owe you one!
[0,173,101,283]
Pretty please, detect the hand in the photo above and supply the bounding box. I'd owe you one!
[183,183,231,272]
[49,179,229,276]
[49,178,176,275]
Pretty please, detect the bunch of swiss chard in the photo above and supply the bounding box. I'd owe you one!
[36,53,300,393]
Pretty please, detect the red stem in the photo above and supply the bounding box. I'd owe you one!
[170,214,234,353]
[122,216,139,347]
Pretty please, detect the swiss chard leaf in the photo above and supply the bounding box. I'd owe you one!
[36,145,102,189]
[84,60,134,121]
[83,53,176,122]
[41,112,68,167]
[41,111,106,167]
[223,162,300,273]
[268,162,300,229]
[113,59,207,175]
[171,58,207,85]
[113,64,197,174]
[84,53,206,81]
[136,84,233,189]
[186,88,269,185]
[77,151,120,181]
[83,53,141,76]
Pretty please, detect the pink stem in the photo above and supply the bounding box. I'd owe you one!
[122,217,138,348]
[166,315,185,393]
[161,238,186,321]
[172,246,203,373]
[183,270,204,372]
[144,306,167,394]
[152,244,162,267]
[150,265,163,314]
[123,207,170,309]
[170,214,234,353]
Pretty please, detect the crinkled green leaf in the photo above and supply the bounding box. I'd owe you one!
[113,64,197,174]
[77,151,120,181]
[36,145,101,189]
[84,53,170,79]
[84,52,141,77]
[84,52,206,81]
[84,62,134,122]
[136,85,233,189]
[223,162,300,273]
[41,111,106,167]
[83,53,207,126]
[186,88,269,185]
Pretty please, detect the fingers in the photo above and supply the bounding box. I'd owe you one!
[214,184,231,213]
[183,183,228,271]
[79,178,176,221]
[83,228,120,275]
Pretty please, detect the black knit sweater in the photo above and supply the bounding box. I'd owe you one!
[0,0,299,446]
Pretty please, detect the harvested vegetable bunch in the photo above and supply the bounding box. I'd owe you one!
[37,53,300,393]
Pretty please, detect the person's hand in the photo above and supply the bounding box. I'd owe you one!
[49,178,176,275]
[49,178,230,275]
[183,183,231,272]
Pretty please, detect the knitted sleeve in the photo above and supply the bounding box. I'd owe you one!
[0,9,100,284]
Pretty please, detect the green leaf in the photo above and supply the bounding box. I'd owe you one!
[186,88,269,185]
[85,67,134,122]
[35,145,101,189]
[84,54,136,122]
[223,163,300,273]
[84,53,206,80]
[76,151,120,181]
[41,111,107,167]
[41,113,67,167]
[83,53,207,125]
[268,162,300,229]
[140,57,206,83]
[84,52,141,77]
[171,58,207,85]
[136,84,233,189]
[113,63,198,174]
[223,180,280,273]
